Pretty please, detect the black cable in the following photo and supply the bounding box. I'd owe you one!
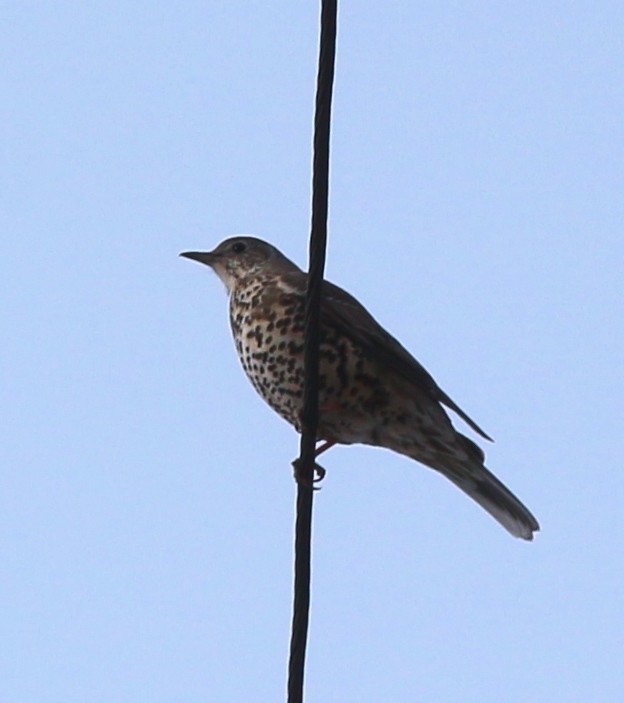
[287,2,337,702]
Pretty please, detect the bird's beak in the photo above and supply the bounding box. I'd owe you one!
[179,251,218,267]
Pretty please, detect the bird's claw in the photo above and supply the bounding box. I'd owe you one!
[313,464,326,482]
[292,458,326,490]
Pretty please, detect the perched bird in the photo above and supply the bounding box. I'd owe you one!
[181,236,539,540]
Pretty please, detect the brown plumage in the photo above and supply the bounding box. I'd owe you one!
[181,236,539,540]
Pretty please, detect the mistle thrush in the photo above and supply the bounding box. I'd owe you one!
[181,236,539,540]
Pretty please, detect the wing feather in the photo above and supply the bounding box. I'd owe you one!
[319,279,493,441]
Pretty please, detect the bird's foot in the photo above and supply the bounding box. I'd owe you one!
[292,458,326,489]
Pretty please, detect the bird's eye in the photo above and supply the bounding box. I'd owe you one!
[232,242,246,254]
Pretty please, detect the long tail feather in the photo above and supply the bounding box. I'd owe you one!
[439,460,540,540]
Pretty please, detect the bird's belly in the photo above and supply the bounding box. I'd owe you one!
[232,315,411,444]
[232,314,305,429]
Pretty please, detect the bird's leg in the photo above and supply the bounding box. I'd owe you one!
[315,439,336,458]
[310,439,337,482]
[291,439,335,487]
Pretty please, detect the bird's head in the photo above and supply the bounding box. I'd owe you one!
[180,236,293,293]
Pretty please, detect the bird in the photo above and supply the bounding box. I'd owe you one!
[181,236,539,540]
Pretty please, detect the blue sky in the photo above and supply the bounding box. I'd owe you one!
[2,2,623,701]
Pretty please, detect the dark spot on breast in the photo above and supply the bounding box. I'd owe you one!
[287,340,303,355]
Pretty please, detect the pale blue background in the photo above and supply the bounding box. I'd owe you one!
[2,2,623,701]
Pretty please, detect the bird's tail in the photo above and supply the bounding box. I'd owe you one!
[441,465,539,540]
[416,433,539,540]
[436,449,540,540]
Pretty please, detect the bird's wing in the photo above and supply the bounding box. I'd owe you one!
[319,279,493,441]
